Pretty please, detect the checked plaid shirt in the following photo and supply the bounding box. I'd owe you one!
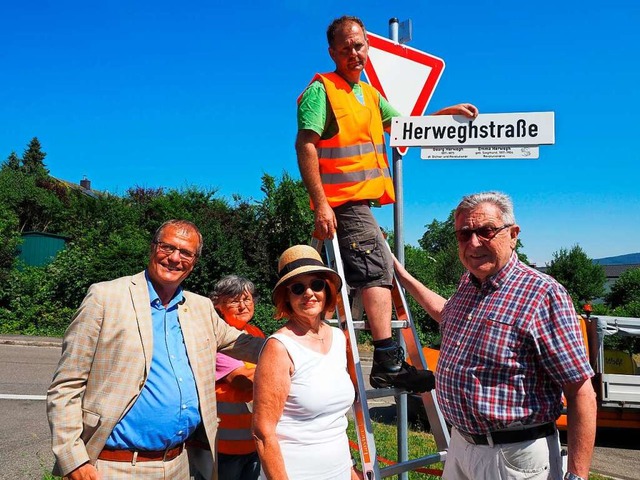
[436,253,593,435]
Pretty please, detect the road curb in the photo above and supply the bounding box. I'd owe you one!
[1,337,371,354]
[0,336,62,348]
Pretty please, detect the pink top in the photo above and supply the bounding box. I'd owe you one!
[215,352,244,381]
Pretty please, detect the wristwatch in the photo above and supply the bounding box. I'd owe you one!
[564,473,585,480]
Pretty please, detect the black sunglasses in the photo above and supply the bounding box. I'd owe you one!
[288,278,327,296]
[454,224,513,243]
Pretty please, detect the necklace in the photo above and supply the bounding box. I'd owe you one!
[288,319,326,344]
[305,330,324,343]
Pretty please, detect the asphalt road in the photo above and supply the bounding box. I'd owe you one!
[1,336,638,480]
[0,341,60,480]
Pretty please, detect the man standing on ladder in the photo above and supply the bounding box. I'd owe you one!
[295,15,478,392]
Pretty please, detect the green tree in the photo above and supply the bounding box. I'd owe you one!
[612,301,640,318]
[0,141,67,232]
[45,225,149,308]
[418,212,464,287]
[0,204,21,284]
[187,194,250,297]
[62,190,141,242]
[400,244,454,346]
[0,265,75,336]
[605,267,640,309]
[545,245,605,304]
[515,239,530,265]
[250,173,314,333]
[0,169,66,232]
[3,151,21,170]
[21,137,49,177]
[256,173,314,287]
[419,211,456,255]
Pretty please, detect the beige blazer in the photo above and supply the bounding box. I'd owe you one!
[47,271,263,478]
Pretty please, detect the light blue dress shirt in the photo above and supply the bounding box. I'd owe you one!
[105,272,201,450]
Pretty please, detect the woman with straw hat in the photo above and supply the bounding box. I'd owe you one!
[252,245,361,479]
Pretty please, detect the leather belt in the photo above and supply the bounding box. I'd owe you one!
[98,443,184,462]
[457,422,556,446]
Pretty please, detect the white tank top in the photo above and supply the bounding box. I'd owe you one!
[261,326,355,479]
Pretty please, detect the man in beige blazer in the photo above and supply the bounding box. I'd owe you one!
[47,219,264,480]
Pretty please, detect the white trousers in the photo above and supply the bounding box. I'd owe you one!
[442,427,564,480]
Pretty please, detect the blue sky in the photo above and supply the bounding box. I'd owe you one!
[2,0,639,266]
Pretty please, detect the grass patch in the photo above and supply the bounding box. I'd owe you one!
[347,419,443,479]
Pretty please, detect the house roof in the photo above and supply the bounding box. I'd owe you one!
[602,264,640,278]
[21,231,70,241]
[54,177,101,199]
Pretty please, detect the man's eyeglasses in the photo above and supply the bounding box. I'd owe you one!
[454,224,513,243]
[288,279,326,296]
[153,241,197,261]
[226,297,254,308]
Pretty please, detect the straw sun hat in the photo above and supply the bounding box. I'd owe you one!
[272,245,342,301]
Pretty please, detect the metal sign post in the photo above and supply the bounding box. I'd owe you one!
[389,16,409,480]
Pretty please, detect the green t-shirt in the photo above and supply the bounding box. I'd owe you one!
[297,80,400,140]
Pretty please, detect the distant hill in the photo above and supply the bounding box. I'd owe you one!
[593,252,640,265]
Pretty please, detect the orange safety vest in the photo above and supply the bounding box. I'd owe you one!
[300,72,395,208]
[215,320,265,455]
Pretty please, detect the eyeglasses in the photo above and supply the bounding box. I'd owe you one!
[454,224,513,243]
[153,241,197,261]
[226,297,254,308]
[288,278,326,296]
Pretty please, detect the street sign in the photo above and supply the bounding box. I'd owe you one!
[364,32,445,119]
[364,32,446,156]
[398,19,412,45]
[421,145,540,160]
[391,112,555,147]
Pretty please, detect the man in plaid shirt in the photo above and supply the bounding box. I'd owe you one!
[394,191,596,480]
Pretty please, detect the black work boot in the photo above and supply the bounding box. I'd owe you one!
[370,345,435,393]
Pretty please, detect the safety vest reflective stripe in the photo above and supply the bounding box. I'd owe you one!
[217,406,254,453]
[317,142,386,159]
[217,408,252,440]
[321,166,391,185]
[217,398,255,453]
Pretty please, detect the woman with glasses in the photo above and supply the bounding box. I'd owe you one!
[252,245,361,480]
[189,275,265,480]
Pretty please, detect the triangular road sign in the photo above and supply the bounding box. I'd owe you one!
[364,32,445,155]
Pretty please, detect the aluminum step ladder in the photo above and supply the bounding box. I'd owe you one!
[311,235,450,479]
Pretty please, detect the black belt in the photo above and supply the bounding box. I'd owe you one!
[457,422,556,446]
[335,200,372,208]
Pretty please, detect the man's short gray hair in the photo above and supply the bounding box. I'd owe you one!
[152,219,203,257]
[210,275,258,306]
[455,191,516,225]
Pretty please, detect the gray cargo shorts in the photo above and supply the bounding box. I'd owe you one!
[333,202,394,289]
